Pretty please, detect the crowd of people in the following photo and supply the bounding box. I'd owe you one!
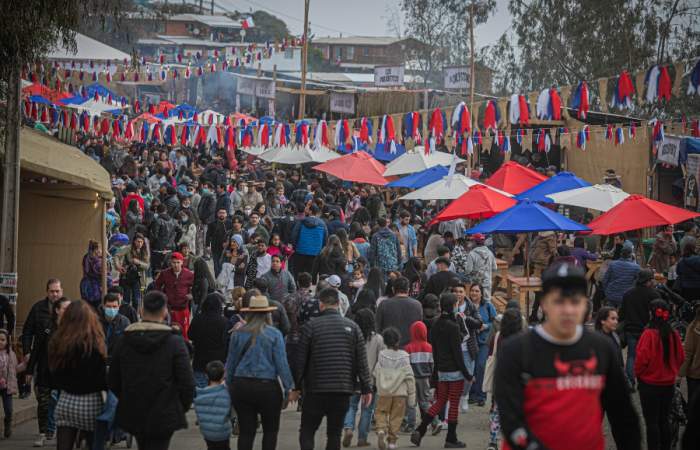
[3,134,700,450]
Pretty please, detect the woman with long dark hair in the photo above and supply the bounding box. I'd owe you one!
[342,308,385,447]
[634,299,685,450]
[402,257,426,299]
[363,267,385,301]
[80,240,103,307]
[49,300,107,450]
[595,306,624,371]
[311,235,346,281]
[120,232,150,310]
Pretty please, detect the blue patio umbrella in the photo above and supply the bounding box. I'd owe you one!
[467,199,590,277]
[29,95,53,105]
[515,171,591,202]
[340,142,406,162]
[386,165,449,189]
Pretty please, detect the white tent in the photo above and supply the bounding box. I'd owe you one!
[399,175,512,201]
[47,32,131,62]
[197,109,224,125]
[259,146,340,164]
[545,184,630,211]
[65,99,124,116]
[383,148,464,177]
[239,146,269,156]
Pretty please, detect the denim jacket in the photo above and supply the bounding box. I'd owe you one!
[477,301,497,346]
[225,326,294,391]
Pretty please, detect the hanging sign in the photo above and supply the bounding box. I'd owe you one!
[444,66,470,90]
[656,136,681,166]
[255,79,276,99]
[374,66,404,87]
[686,153,700,211]
[330,92,355,114]
[0,273,17,289]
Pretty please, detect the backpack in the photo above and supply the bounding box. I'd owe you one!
[376,233,399,272]
[466,251,490,286]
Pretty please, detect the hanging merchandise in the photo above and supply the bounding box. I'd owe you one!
[100,118,110,136]
[314,119,330,148]
[207,124,220,146]
[651,120,664,154]
[500,131,511,153]
[629,122,637,139]
[224,126,236,150]
[359,117,373,145]
[611,70,635,110]
[273,123,290,147]
[139,122,148,143]
[124,119,134,141]
[451,102,471,155]
[403,111,422,144]
[334,119,351,150]
[379,114,398,154]
[482,100,500,131]
[239,125,254,148]
[688,60,700,95]
[605,124,614,141]
[576,125,590,150]
[516,128,525,145]
[257,122,271,147]
[473,129,483,146]
[615,127,625,146]
[151,123,162,144]
[645,65,672,103]
[493,130,500,148]
[295,120,311,147]
[534,129,551,153]
[429,107,447,153]
[571,81,589,119]
[180,125,190,146]
[508,94,530,125]
[70,112,78,130]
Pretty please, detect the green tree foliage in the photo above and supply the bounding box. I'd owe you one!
[399,0,496,87]
[225,10,290,43]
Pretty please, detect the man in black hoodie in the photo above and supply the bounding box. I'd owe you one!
[109,291,195,450]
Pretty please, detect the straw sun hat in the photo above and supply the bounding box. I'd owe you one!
[240,295,278,313]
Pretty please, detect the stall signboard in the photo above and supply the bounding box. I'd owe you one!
[330,92,355,114]
[656,136,681,167]
[374,66,404,87]
[0,272,17,289]
[255,79,276,99]
[686,153,700,211]
[444,66,470,90]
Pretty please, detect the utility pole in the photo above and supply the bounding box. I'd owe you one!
[298,0,310,120]
[468,0,476,169]
[210,0,214,15]
[0,66,21,324]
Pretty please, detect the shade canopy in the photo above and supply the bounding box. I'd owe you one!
[386,165,449,189]
[485,161,548,195]
[239,146,269,156]
[399,174,511,201]
[313,151,388,185]
[430,185,517,223]
[259,146,340,165]
[383,149,464,177]
[546,184,630,212]
[587,194,700,235]
[515,171,591,202]
[467,200,590,234]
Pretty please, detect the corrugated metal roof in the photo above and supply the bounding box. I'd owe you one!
[46,32,131,62]
[155,35,230,47]
[168,13,240,29]
[311,36,404,46]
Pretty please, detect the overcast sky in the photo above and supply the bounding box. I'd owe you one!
[211,0,512,49]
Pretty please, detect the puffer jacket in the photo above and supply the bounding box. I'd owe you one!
[602,258,641,303]
[404,321,433,378]
[294,309,372,395]
[194,383,231,441]
[676,255,700,289]
[373,349,416,406]
[109,321,195,439]
[430,312,472,380]
[292,216,328,256]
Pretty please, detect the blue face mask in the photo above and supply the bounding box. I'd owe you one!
[201,188,209,195]
[105,307,119,319]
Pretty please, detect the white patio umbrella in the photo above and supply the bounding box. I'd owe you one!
[239,146,269,156]
[66,99,124,115]
[545,184,630,211]
[197,109,224,125]
[259,146,341,165]
[399,174,512,201]
[383,148,465,177]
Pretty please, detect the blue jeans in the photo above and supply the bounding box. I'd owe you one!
[0,389,12,419]
[47,390,59,435]
[193,370,208,389]
[462,350,476,397]
[122,283,141,310]
[342,393,376,442]
[625,333,640,385]
[470,342,490,402]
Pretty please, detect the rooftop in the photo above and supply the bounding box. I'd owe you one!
[46,32,131,62]
[311,36,407,46]
[168,13,241,29]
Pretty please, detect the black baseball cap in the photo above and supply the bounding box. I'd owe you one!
[542,262,587,296]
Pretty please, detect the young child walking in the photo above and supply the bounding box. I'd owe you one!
[194,361,232,450]
[0,329,21,439]
[374,328,416,450]
[403,321,434,433]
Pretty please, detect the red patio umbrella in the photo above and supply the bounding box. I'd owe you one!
[313,151,388,185]
[429,185,517,224]
[485,161,548,195]
[587,194,700,235]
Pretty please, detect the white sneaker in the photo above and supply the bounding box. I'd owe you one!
[377,431,387,450]
[460,395,469,413]
[388,443,397,450]
[33,433,45,447]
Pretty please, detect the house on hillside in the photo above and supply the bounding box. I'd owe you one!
[311,36,424,71]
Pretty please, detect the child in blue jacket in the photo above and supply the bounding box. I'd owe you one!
[194,361,232,449]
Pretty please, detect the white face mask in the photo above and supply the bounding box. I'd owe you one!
[242,186,249,193]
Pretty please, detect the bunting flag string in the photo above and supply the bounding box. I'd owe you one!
[611,70,635,110]
[314,119,329,149]
[483,100,500,131]
[359,117,373,145]
[403,111,422,145]
[614,127,625,146]
[379,114,398,154]
[429,107,447,153]
[571,81,590,119]
[688,60,700,95]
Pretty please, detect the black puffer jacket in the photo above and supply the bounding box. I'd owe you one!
[189,297,230,371]
[109,321,195,439]
[294,309,371,395]
[430,312,472,380]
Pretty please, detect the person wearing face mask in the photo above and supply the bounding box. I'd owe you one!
[242,181,263,209]
[98,293,131,364]
[178,210,197,256]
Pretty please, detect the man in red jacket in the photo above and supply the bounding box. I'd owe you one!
[154,252,194,339]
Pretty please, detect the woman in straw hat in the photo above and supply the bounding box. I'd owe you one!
[225,295,297,450]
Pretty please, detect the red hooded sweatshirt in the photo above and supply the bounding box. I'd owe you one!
[404,321,434,378]
[634,328,685,386]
